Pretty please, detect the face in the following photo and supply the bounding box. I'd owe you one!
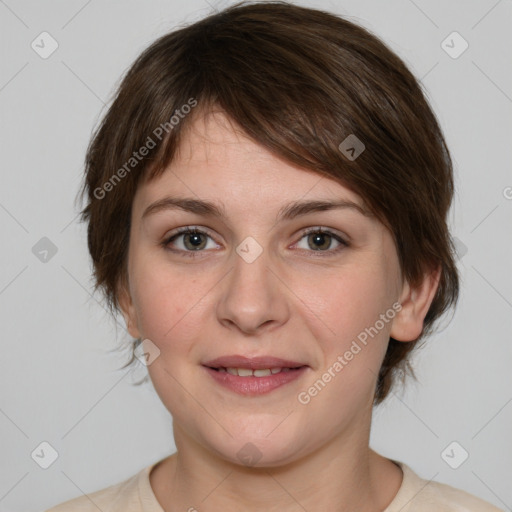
[119,110,427,467]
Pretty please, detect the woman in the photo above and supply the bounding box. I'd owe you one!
[46,2,502,510]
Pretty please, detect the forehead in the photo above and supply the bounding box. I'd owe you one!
[133,110,366,213]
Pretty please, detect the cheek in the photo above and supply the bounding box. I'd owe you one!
[297,265,396,401]
[130,263,207,346]
[289,269,396,442]
[305,264,393,341]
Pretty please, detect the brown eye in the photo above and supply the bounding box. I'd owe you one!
[182,231,207,250]
[295,228,348,255]
[164,228,218,255]
[307,231,333,251]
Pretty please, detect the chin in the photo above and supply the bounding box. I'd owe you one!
[204,429,308,469]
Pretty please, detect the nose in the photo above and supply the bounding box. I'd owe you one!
[216,242,290,335]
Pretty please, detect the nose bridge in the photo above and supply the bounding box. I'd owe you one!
[216,236,288,333]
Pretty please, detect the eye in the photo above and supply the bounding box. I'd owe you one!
[162,226,348,258]
[294,227,348,255]
[162,227,219,256]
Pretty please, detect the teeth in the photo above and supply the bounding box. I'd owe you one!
[223,367,286,377]
[253,369,271,377]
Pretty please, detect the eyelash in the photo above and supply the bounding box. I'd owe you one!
[161,226,349,259]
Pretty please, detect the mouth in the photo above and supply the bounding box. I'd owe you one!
[202,355,309,395]
[206,366,305,377]
[203,355,307,370]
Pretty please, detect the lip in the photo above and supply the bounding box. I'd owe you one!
[202,355,309,396]
[202,355,306,370]
[203,366,308,395]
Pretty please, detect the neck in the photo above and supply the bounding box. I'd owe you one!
[151,414,403,512]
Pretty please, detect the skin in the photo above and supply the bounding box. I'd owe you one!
[118,109,440,512]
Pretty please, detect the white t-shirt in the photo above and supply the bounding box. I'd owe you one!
[45,458,504,511]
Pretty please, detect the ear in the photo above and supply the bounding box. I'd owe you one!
[117,277,141,339]
[390,265,441,342]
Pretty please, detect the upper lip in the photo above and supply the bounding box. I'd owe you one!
[203,355,307,370]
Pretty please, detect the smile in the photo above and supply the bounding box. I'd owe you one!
[215,367,299,377]
[203,365,308,395]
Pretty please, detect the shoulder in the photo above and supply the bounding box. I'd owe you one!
[44,461,160,512]
[386,461,504,512]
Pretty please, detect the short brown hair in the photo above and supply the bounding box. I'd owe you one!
[78,1,459,404]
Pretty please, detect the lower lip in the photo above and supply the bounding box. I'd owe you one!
[203,366,308,395]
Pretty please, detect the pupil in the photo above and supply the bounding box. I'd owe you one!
[310,233,330,250]
[186,232,205,250]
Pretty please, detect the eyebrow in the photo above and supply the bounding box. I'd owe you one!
[141,196,370,222]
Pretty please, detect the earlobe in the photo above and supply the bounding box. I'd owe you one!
[117,280,141,339]
[390,266,441,342]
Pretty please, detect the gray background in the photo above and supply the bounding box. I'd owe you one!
[0,0,511,510]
